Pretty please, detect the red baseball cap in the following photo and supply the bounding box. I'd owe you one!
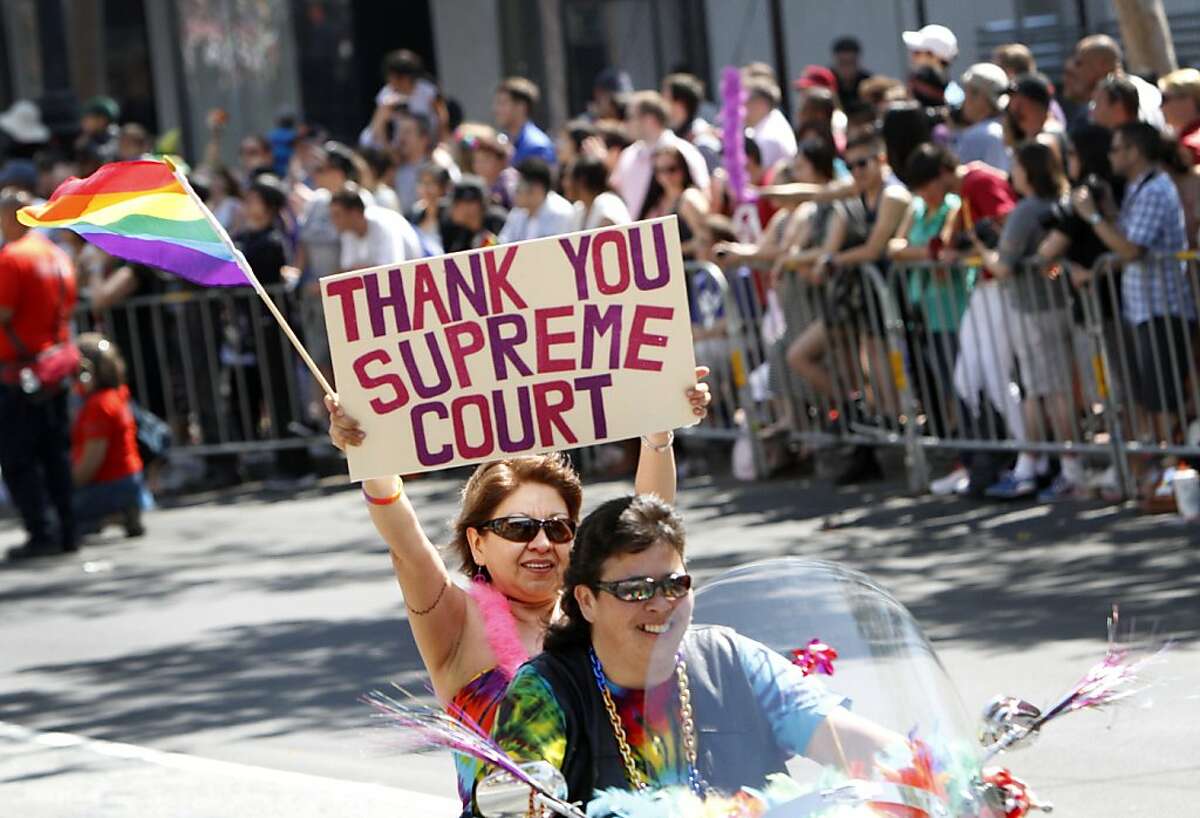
[795,65,837,92]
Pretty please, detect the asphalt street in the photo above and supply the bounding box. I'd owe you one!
[1,467,1197,817]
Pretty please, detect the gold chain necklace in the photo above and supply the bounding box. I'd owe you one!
[589,650,703,794]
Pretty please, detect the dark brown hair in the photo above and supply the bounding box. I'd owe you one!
[78,332,127,390]
[1014,140,1067,199]
[450,455,583,577]
[544,494,686,653]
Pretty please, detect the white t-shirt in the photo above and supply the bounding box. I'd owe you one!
[748,108,798,170]
[498,191,576,243]
[340,206,423,271]
[571,191,632,232]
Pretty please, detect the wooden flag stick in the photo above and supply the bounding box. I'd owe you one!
[167,159,336,398]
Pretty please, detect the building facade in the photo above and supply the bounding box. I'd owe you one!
[1,0,1198,162]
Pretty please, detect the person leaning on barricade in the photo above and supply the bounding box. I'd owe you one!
[904,145,1022,497]
[886,144,966,441]
[800,129,910,485]
[1071,121,1195,499]
[973,142,1080,502]
[1037,123,1127,499]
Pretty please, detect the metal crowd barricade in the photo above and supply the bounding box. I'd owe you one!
[73,283,325,459]
[1083,251,1200,495]
[689,258,928,489]
[703,247,1200,496]
[886,257,1129,488]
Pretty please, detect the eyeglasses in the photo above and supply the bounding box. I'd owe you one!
[654,164,683,175]
[476,515,577,544]
[593,572,692,602]
[847,157,874,170]
[1108,142,1127,155]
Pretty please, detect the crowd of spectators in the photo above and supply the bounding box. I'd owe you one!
[3,26,1200,555]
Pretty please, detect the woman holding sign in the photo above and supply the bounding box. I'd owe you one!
[325,370,708,814]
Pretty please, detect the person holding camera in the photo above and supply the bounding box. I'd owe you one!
[0,188,79,560]
[1072,122,1194,488]
[1036,123,1125,497]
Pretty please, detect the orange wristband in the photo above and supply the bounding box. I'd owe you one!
[362,484,403,505]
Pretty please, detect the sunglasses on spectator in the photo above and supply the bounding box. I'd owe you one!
[593,572,693,602]
[654,163,683,174]
[475,515,577,544]
[847,157,874,170]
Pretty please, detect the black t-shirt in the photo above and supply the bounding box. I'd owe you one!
[1041,203,1120,321]
[439,206,508,254]
[236,226,287,285]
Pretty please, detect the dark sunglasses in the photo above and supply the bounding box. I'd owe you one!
[848,157,874,170]
[593,572,693,602]
[476,515,576,544]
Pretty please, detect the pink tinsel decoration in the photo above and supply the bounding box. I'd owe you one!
[984,606,1169,760]
[790,638,838,677]
[469,577,530,680]
[365,687,585,817]
[721,66,755,205]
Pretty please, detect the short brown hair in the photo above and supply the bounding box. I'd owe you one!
[992,43,1035,76]
[497,77,540,111]
[450,455,583,576]
[544,494,685,653]
[629,90,669,125]
[745,76,781,107]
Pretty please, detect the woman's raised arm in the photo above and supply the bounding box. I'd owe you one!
[326,396,468,686]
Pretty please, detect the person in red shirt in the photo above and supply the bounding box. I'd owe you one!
[0,188,79,560]
[71,332,146,537]
[1159,68,1200,168]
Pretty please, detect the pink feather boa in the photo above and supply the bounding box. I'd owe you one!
[467,578,530,680]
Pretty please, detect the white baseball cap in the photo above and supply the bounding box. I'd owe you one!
[902,24,959,63]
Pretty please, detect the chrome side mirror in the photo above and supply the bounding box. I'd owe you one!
[476,760,572,817]
[979,695,1043,749]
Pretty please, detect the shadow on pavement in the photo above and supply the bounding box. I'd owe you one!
[680,475,1200,647]
[0,616,430,745]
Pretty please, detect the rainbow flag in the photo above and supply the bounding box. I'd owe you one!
[16,159,247,287]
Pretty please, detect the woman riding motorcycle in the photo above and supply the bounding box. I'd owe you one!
[475,494,901,812]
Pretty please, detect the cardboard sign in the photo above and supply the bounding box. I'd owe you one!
[321,216,697,480]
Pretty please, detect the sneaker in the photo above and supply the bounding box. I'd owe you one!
[1038,474,1082,502]
[6,540,66,562]
[834,445,884,486]
[930,466,970,496]
[1088,464,1123,501]
[984,472,1037,500]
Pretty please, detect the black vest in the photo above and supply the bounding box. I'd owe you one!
[528,625,790,805]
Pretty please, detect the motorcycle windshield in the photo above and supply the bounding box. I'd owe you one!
[617,557,1003,818]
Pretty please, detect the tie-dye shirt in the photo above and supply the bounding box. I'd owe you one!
[450,667,510,810]
[487,630,845,794]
